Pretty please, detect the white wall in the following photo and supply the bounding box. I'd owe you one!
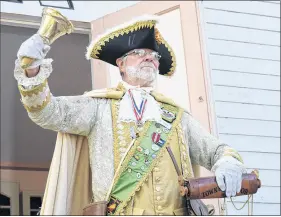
[1,1,139,22]
[199,0,280,215]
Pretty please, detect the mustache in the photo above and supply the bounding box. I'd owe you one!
[139,61,156,68]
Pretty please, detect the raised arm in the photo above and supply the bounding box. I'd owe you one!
[14,34,98,136]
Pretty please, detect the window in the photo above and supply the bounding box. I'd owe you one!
[21,192,43,216]
[2,0,22,3]
[0,194,11,215]
[38,0,74,9]
[0,181,20,215]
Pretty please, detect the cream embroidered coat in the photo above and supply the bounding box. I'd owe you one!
[15,59,242,215]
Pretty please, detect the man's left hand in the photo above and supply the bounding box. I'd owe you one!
[214,156,247,198]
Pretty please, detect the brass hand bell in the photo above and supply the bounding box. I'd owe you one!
[20,7,74,69]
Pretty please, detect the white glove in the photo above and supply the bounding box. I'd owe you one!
[17,34,50,69]
[213,156,247,198]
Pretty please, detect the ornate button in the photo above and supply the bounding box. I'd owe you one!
[117,124,124,130]
[117,130,124,135]
[119,148,127,153]
[120,142,127,147]
[156,196,161,201]
[154,167,160,172]
[131,162,137,167]
[155,177,161,182]
[118,136,125,141]
[155,186,161,192]
[136,173,141,179]
[157,205,162,210]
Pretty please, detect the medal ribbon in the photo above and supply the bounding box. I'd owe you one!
[128,89,147,123]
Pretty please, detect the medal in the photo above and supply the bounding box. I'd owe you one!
[152,132,161,144]
[128,89,147,125]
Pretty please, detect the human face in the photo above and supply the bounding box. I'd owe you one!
[116,48,160,87]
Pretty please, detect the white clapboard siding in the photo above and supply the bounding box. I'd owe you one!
[204,9,280,31]
[205,24,280,46]
[246,169,280,187]
[213,86,280,106]
[212,70,280,91]
[219,134,280,153]
[208,39,280,61]
[215,102,280,121]
[240,152,280,170]
[209,55,280,76]
[265,1,281,4]
[200,1,280,214]
[217,117,280,137]
[226,202,280,215]
[229,186,280,203]
[203,1,280,17]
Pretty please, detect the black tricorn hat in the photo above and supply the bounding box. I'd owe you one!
[86,15,176,76]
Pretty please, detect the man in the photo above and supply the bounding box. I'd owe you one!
[14,16,246,215]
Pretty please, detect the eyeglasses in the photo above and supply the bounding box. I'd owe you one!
[123,49,161,61]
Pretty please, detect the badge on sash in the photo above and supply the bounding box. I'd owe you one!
[107,196,121,215]
[158,119,172,130]
[156,138,165,147]
[152,132,161,143]
[161,109,176,123]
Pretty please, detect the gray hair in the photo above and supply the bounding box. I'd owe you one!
[119,55,128,77]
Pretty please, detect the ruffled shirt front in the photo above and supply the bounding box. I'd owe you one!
[118,81,162,124]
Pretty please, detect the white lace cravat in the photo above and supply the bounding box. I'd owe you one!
[118,81,162,124]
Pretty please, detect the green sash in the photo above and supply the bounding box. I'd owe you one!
[107,103,183,215]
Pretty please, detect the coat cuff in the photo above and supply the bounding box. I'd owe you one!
[18,79,51,112]
[14,58,53,87]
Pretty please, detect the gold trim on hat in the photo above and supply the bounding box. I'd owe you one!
[88,20,157,59]
[87,18,176,76]
[155,28,176,76]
